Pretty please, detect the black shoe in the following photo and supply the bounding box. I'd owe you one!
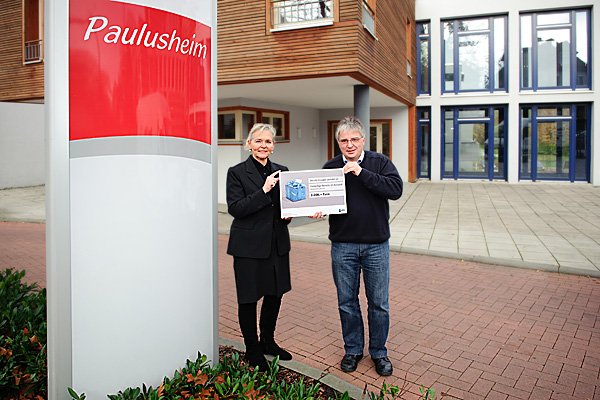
[244,347,269,371]
[260,338,292,361]
[340,354,363,372]
[372,356,393,376]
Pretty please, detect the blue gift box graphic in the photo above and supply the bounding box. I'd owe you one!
[285,179,306,202]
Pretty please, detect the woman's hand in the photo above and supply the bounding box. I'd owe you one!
[263,170,281,193]
[309,211,324,219]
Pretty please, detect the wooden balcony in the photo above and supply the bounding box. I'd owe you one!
[217,0,416,107]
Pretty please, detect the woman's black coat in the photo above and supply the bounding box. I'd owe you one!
[226,156,291,259]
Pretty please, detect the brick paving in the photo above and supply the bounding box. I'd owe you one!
[0,221,46,286]
[2,222,600,399]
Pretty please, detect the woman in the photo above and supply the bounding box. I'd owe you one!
[226,123,293,371]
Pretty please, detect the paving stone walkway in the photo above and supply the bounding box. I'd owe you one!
[3,222,599,399]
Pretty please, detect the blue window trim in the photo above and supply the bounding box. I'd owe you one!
[441,16,508,95]
[520,8,591,91]
[518,103,591,182]
[441,105,508,181]
[416,107,431,178]
[417,21,431,96]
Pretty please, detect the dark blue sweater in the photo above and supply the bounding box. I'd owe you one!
[323,151,403,244]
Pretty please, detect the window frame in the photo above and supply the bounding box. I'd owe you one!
[519,103,590,182]
[22,0,44,64]
[417,21,431,96]
[270,0,335,32]
[520,8,592,91]
[441,15,508,95]
[218,106,290,144]
[416,107,431,179]
[441,105,508,181]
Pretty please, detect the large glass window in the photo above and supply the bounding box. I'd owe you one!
[521,9,591,90]
[520,104,590,182]
[442,105,506,180]
[417,22,430,95]
[442,16,507,94]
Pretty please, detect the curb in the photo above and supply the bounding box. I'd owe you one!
[219,337,364,400]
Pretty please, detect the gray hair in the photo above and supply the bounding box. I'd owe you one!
[246,123,276,149]
[335,116,365,141]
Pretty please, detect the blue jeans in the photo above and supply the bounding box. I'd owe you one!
[331,241,390,358]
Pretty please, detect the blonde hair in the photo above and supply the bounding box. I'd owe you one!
[245,123,276,150]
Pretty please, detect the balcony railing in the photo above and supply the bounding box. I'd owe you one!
[271,0,333,31]
[24,40,43,63]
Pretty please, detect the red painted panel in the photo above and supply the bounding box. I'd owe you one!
[69,0,211,144]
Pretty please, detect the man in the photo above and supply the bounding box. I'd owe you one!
[313,116,403,376]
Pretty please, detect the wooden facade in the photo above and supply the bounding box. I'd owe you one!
[218,0,417,107]
[0,0,44,101]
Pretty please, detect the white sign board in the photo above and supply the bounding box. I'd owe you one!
[279,169,347,218]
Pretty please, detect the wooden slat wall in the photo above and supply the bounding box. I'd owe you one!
[218,0,361,83]
[355,0,416,105]
[217,0,415,106]
[0,0,44,101]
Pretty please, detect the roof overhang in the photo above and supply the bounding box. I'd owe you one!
[217,76,407,110]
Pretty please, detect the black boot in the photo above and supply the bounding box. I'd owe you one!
[239,302,269,371]
[259,295,292,361]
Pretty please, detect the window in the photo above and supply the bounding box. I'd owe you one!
[442,16,507,93]
[218,110,255,141]
[442,105,506,180]
[218,107,289,142]
[261,112,286,138]
[362,0,375,37]
[271,0,334,31]
[368,121,391,157]
[520,104,590,182]
[521,9,591,90]
[417,22,430,95]
[23,0,43,63]
[417,107,431,178]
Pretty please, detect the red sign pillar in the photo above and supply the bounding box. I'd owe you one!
[46,1,217,398]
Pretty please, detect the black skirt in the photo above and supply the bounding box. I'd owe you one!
[233,246,291,304]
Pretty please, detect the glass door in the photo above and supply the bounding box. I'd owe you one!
[442,106,506,180]
[537,120,570,179]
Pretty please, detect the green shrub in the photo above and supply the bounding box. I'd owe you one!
[68,352,325,400]
[0,268,47,400]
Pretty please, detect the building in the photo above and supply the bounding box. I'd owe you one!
[415,0,598,185]
[216,0,416,202]
[1,0,597,195]
[0,0,45,189]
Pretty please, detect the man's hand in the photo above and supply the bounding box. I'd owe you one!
[343,162,362,176]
